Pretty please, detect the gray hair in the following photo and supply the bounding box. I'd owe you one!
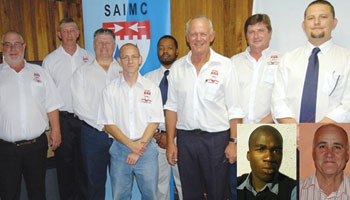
[185,15,214,35]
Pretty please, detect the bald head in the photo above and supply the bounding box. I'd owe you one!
[313,124,349,148]
[249,125,283,150]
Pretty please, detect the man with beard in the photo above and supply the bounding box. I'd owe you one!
[271,0,350,123]
[144,35,183,200]
[237,125,296,200]
[300,124,350,199]
[0,30,63,199]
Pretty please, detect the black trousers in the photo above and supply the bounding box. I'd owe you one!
[0,133,48,200]
[55,112,87,200]
[177,129,230,200]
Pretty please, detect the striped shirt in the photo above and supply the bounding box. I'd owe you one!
[300,173,350,200]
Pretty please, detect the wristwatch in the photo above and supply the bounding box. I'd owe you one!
[229,137,237,144]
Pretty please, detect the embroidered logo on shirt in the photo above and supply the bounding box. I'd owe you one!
[141,90,152,103]
[33,73,42,83]
[205,70,219,84]
[267,55,279,65]
[83,57,89,63]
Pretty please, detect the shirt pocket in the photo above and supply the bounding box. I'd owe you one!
[262,65,278,84]
[204,82,220,101]
[322,70,345,98]
[31,81,46,105]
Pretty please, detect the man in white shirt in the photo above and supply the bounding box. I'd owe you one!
[272,0,350,123]
[98,43,164,199]
[300,123,350,199]
[0,31,63,200]
[165,15,244,199]
[144,35,183,200]
[42,17,94,199]
[231,14,279,124]
[71,28,122,200]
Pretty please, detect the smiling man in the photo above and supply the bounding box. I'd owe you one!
[237,125,296,200]
[271,0,350,123]
[231,14,279,124]
[300,124,350,199]
[164,15,243,199]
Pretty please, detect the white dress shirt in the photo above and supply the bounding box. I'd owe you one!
[0,62,63,142]
[144,65,170,131]
[97,74,164,140]
[272,40,350,122]
[300,172,350,200]
[164,48,244,132]
[71,59,122,131]
[42,45,94,113]
[231,47,281,123]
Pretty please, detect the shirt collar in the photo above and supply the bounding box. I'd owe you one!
[120,72,145,88]
[237,173,279,196]
[59,44,80,57]
[185,48,221,67]
[306,39,333,56]
[308,172,350,198]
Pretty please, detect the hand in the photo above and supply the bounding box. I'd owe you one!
[166,142,178,165]
[126,152,140,165]
[155,133,167,149]
[225,142,236,164]
[129,140,147,155]
[49,129,61,151]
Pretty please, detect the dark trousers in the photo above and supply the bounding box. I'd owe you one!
[80,123,113,200]
[55,112,87,200]
[229,163,237,200]
[0,133,48,200]
[177,129,230,200]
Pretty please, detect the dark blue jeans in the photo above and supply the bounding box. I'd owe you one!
[80,123,113,200]
[177,129,230,200]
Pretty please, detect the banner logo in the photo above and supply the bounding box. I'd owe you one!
[103,21,150,70]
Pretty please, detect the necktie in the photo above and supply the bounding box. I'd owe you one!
[159,70,169,105]
[299,47,320,123]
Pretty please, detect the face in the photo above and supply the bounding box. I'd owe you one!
[302,3,337,45]
[186,18,215,55]
[248,131,283,184]
[117,44,142,74]
[246,22,272,51]
[58,22,80,46]
[93,33,116,60]
[158,38,178,67]
[313,126,349,177]
[2,32,26,66]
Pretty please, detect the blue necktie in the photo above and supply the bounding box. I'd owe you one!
[299,47,320,123]
[159,70,169,105]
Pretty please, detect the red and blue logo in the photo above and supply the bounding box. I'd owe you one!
[103,21,151,70]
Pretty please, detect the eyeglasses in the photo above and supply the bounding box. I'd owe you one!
[2,42,24,48]
[120,55,140,61]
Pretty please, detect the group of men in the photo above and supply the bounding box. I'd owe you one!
[0,0,350,199]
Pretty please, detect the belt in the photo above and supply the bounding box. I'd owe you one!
[59,111,77,118]
[178,129,230,135]
[0,133,44,147]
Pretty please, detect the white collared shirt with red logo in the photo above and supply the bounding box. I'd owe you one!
[165,48,244,132]
[231,47,281,124]
[0,61,64,142]
[97,73,164,140]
